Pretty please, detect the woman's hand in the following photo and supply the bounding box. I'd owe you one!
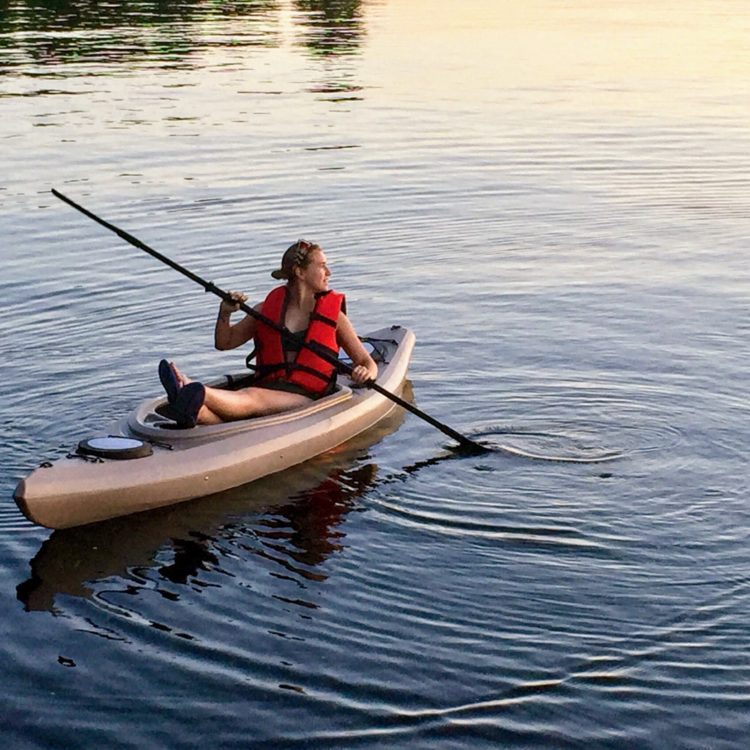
[336,313,378,386]
[350,363,376,385]
[215,293,257,351]
[219,291,248,316]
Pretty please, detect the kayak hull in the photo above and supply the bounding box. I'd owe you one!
[15,326,415,529]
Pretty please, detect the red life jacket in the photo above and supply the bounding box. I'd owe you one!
[254,285,345,395]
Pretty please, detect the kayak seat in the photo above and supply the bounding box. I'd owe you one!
[225,372,256,391]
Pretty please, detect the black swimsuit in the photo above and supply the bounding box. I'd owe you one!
[282,329,305,355]
[254,329,324,400]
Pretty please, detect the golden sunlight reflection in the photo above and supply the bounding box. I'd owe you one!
[369,0,750,116]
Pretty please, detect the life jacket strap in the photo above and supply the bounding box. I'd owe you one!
[309,311,338,328]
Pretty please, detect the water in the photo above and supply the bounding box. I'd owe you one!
[2,1,749,746]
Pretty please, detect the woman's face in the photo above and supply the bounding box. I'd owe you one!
[297,248,331,293]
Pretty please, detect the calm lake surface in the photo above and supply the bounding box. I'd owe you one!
[2,1,749,747]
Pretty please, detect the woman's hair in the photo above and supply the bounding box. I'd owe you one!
[271,239,321,280]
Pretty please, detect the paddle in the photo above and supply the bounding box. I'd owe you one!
[51,189,489,455]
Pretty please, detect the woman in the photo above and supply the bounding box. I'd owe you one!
[159,240,378,427]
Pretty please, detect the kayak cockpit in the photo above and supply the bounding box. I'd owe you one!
[125,335,398,444]
[125,381,356,442]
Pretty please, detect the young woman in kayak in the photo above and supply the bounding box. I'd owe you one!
[159,240,378,427]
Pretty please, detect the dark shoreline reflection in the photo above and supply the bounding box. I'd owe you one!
[0,0,281,31]
[16,393,407,613]
[293,0,364,57]
[0,0,365,73]
[0,0,282,71]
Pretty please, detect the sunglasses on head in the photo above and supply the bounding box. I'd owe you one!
[290,240,317,265]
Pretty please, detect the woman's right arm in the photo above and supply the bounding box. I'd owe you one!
[214,293,260,350]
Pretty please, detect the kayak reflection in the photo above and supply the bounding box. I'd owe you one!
[16,392,408,612]
[248,463,376,580]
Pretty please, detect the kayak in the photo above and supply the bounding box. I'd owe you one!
[15,325,415,530]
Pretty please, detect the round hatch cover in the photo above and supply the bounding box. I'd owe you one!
[77,436,153,460]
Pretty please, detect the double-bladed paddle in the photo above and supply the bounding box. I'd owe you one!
[51,189,488,455]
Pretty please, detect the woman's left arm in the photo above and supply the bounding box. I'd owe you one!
[337,312,378,384]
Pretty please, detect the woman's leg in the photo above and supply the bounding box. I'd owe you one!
[166,362,310,424]
[197,385,312,424]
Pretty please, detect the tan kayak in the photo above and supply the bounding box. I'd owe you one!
[15,325,415,530]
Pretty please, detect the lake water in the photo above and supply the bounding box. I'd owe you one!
[2,1,749,747]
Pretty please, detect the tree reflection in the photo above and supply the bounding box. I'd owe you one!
[293,0,364,57]
[0,1,282,69]
[0,0,281,31]
[0,0,365,70]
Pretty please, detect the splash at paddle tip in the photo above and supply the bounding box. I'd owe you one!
[454,423,624,465]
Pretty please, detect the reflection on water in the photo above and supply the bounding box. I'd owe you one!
[0,0,365,75]
[294,0,365,56]
[16,460,375,611]
[252,463,375,576]
[17,400,404,613]
[0,0,280,32]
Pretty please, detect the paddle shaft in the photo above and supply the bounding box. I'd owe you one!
[51,189,487,454]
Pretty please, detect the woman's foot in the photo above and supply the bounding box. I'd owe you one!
[158,359,181,404]
[169,361,192,389]
[172,382,206,428]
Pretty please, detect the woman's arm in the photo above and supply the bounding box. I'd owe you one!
[336,312,378,384]
[215,293,259,350]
